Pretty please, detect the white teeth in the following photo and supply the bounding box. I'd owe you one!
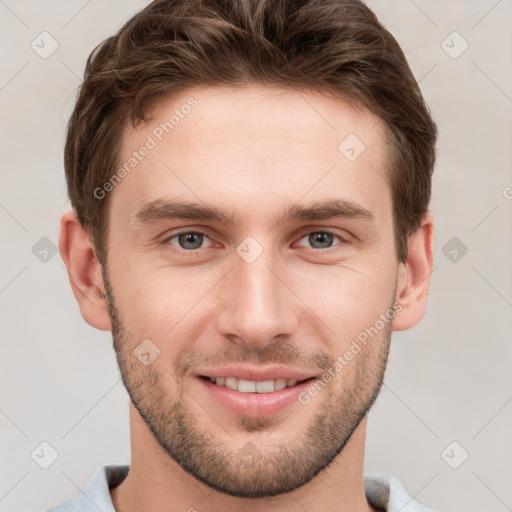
[238,379,256,392]
[225,377,238,390]
[274,378,287,390]
[256,380,275,393]
[207,376,304,393]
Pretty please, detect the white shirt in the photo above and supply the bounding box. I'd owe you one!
[47,464,435,511]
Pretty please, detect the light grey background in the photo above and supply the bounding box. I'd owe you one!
[1,1,511,511]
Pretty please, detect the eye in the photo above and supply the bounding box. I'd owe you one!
[164,230,214,251]
[163,228,346,254]
[295,230,345,250]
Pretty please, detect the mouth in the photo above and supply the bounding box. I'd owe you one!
[197,374,317,418]
[198,375,315,393]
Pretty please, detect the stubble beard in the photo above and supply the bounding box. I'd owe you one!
[103,269,394,498]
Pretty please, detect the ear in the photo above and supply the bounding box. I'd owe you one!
[393,212,434,331]
[59,210,112,331]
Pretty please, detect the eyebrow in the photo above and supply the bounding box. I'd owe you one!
[133,198,375,227]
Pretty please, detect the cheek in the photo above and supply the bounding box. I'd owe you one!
[107,236,397,356]
[293,262,396,344]
[109,261,217,344]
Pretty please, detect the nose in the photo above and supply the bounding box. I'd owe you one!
[216,245,299,348]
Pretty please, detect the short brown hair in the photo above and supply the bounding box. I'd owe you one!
[64,0,437,265]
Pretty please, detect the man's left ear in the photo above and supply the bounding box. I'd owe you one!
[393,212,434,331]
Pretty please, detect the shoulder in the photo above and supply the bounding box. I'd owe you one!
[46,465,130,512]
[364,472,436,512]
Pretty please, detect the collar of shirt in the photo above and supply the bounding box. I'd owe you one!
[47,464,435,512]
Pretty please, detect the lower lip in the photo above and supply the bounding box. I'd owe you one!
[198,377,315,417]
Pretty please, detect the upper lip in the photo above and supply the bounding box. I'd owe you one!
[196,365,316,382]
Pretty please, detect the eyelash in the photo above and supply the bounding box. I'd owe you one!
[163,229,346,254]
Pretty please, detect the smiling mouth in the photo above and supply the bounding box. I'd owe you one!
[199,375,315,394]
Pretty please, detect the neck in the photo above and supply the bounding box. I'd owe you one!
[111,404,377,512]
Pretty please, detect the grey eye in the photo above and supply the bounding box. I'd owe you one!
[171,232,206,250]
[309,232,334,249]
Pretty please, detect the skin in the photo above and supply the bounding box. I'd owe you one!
[59,85,434,512]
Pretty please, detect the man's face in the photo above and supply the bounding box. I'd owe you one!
[103,85,399,497]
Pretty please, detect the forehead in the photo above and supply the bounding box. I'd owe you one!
[112,85,391,227]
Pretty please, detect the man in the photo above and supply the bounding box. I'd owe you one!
[51,0,437,510]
